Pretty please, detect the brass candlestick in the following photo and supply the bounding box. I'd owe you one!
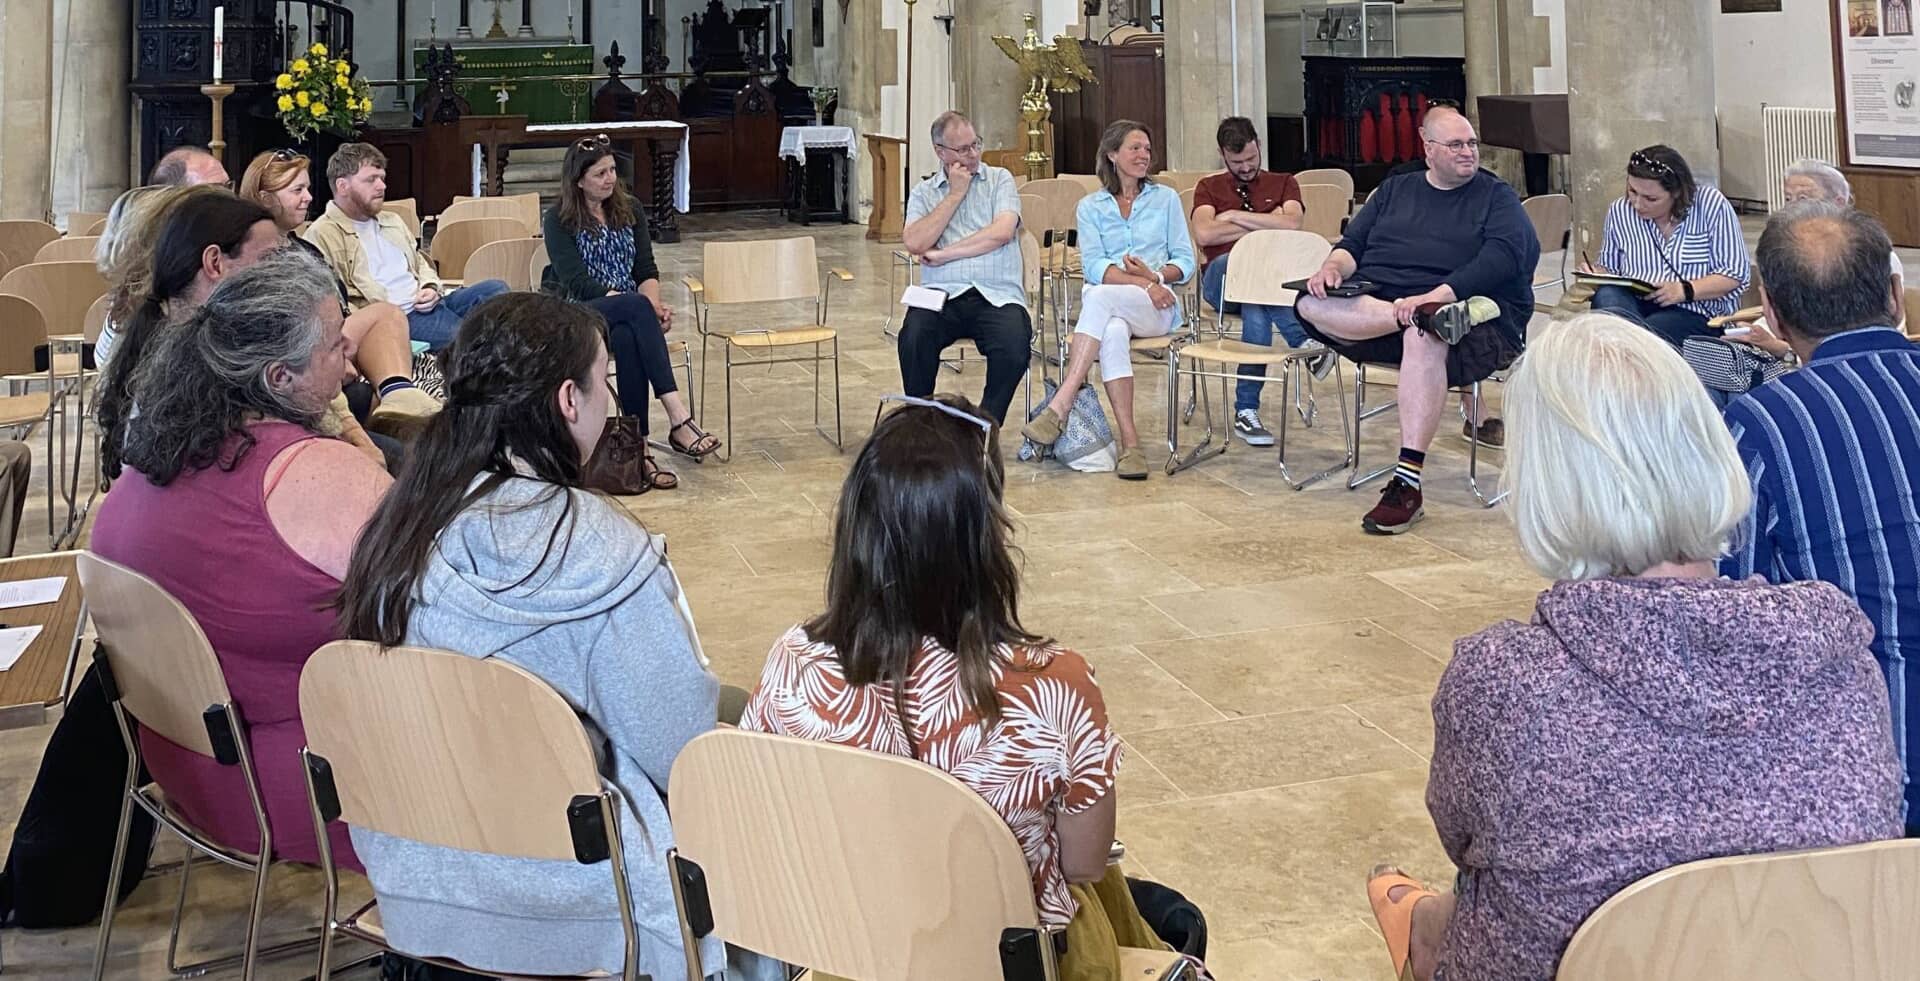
[200,83,236,163]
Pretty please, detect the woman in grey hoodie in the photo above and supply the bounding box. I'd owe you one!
[1365,313,1904,981]
[337,292,779,980]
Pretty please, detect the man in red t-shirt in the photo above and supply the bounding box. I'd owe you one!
[1190,117,1324,446]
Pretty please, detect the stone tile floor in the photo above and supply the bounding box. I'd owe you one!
[0,209,1565,979]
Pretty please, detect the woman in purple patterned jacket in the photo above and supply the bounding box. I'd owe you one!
[1366,312,1904,981]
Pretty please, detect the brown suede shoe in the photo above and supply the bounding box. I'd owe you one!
[1022,406,1065,446]
[1115,445,1149,481]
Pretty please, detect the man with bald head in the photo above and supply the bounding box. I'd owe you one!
[1721,201,1920,835]
[149,145,229,187]
[1296,106,1538,534]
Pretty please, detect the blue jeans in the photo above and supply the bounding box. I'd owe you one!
[1202,256,1308,413]
[1589,285,1713,349]
[406,279,511,350]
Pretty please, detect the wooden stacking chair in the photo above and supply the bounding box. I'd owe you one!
[1522,193,1573,295]
[430,217,528,281]
[665,729,1193,981]
[298,640,642,979]
[79,553,320,980]
[1297,183,1351,241]
[1168,230,1351,487]
[34,235,101,264]
[1292,167,1355,203]
[1056,173,1103,194]
[529,240,552,290]
[384,198,423,244]
[1557,839,1920,980]
[1152,170,1216,194]
[0,295,58,530]
[0,260,106,532]
[66,212,108,237]
[0,221,60,273]
[442,194,540,235]
[684,237,849,461]
[461,236,543,292]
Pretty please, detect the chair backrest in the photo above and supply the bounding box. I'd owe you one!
[1522,193,1573,254]
[441,195,540,234]
[0,260,110,339]
[667,730,1044,980]
[430,217,529,280]
[66,212,107,237]
[1056,173,1102,194]
[1178,187,1204,259]
[35,235,101,264]
[1297,183,1350,241]
[1223,230,1334,308]
[1906,285,1920,339]
[83,217,111,237]
[701,237,820,304]
[1020,178,1086,240]
[1019,229,1042,296]
[75,553,236,760]
[0,295,48,375]
[0,220,60,272]
[1153,170,1215,194]
[462,237,542,292]
[298,640,610,860]
[529,240,551,290]
[385,198,423,244]
[1293,167,1355,203]
[83,293,112,346]
[1557,838,1920,981]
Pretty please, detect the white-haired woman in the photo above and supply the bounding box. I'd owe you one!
[1363,313,1902,981]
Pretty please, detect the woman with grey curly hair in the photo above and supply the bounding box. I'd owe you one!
[89,248,391,873]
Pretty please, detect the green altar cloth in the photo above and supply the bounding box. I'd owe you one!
[412,41,593,125]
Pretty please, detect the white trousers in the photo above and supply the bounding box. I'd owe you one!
[1073,283,1179,382]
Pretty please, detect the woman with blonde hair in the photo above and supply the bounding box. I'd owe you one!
[1364,312,1902,981]
[239,148,437,438]
[93,183,209,366]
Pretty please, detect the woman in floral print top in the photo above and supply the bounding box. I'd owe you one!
[741,394,1124,934]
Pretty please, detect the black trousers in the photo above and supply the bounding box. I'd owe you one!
[897,291,1032,423]
[587,293,679,435]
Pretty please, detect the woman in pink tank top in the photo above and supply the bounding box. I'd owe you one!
[90,250,392,868]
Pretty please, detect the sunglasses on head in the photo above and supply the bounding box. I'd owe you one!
[269,147,304,162]
[1629,150,1675,179]
[575,134,613,152]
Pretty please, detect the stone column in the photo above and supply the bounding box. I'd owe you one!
[954,0,1038,154]
[51,0,132,223]
[0,0,54,221]
[1163,0,1266,172]
[792,0,817,87]
[1462,0,1561,186]
[838,0,890,219]
[1566,0,1715,254]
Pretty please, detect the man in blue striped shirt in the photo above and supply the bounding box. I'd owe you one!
[1721,202,1919,834]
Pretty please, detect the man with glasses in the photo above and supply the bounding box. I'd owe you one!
[1297,107,1539,535]
[1190,115,1323,446]
[303,142,510,351]
[897,110,1031,424]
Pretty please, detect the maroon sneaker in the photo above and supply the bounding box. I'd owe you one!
[1362,476,1425,535]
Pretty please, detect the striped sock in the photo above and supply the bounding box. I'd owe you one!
[376,376,416,398]
[1394,448,1426,489]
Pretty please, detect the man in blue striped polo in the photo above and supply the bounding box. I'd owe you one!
[1722,201,1920,835]
[898,111,1032,423]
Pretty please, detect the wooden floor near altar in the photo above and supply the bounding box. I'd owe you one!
[0,209,1615,980]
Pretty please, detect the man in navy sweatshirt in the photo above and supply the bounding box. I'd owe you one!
[1298,107,1539,535]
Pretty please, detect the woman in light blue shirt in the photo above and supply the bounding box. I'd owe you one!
[1021,120,1196,480]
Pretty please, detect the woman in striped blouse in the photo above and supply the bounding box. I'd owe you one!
[1583,145,1751,348]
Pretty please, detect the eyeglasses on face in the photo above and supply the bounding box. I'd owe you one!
[935,140,985,155]
[1425,138,1480,153]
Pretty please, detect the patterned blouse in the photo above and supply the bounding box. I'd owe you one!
[741,626,1122,928]
[575,223,638,294]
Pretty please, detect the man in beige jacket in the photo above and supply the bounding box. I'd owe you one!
[303,143,509,351]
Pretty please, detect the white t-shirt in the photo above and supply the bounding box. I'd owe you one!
[354,217,419,313]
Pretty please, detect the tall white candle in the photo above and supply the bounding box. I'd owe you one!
[212,5,224,82]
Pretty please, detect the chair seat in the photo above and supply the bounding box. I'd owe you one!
[725,326,838,348]
[1178,339,1317,366]
[3,352,88,382]
[667,339,688,355]
[344,904,612,980]
[1128,334,1178,354]
[1118,946,1190,980]
[0,392,51,428]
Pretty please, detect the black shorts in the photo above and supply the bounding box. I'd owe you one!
[1299,318,1521,388]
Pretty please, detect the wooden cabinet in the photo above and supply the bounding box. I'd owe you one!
[1050,40,1167,176]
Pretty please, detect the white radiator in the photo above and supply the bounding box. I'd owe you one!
[1762,105,1839,211]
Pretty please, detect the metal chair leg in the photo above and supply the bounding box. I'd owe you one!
[1347,362,1397,490]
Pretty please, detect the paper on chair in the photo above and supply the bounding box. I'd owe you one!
[0,576,65,611]
[902,285,948,312]
[0,625,43,672]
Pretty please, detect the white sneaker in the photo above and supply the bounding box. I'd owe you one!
[1234,409,1275,446]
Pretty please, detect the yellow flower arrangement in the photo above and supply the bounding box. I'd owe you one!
[275,49,374,139]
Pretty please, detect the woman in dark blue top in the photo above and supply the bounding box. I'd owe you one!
[543,135,720,489]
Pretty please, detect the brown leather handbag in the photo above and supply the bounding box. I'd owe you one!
[582,416,652,495]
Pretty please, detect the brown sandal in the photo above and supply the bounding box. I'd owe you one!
[667,418,721,461]
[643,452,678,490]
